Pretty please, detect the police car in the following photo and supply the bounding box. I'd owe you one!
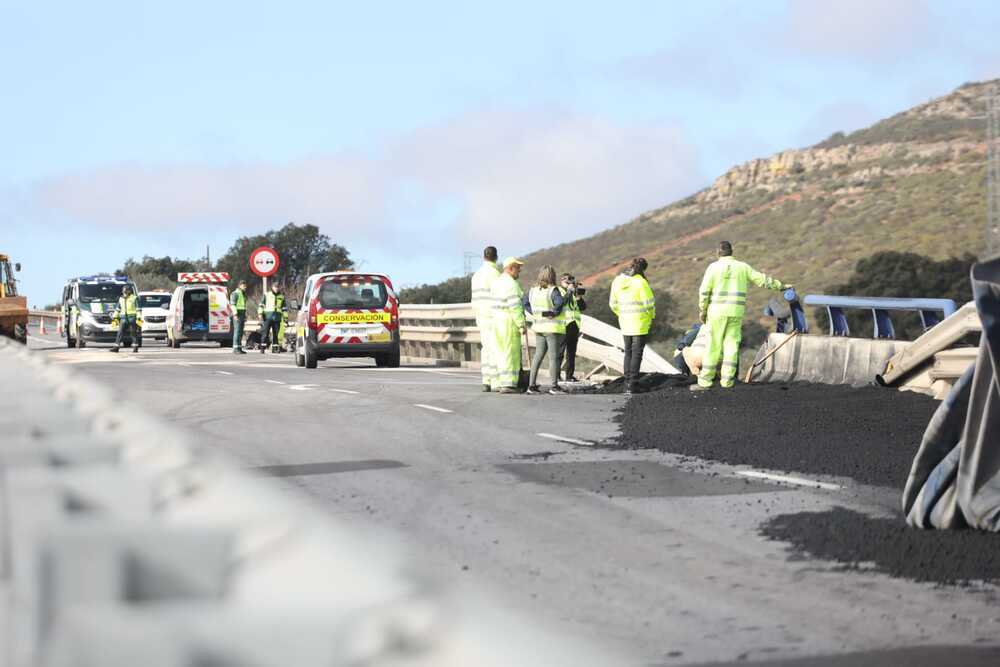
[61,274,138,348]
[294,272,400,369]
[138,290,172,341]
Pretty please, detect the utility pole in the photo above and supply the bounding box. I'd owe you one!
[463,252,476,275]
[987,84,1000,257]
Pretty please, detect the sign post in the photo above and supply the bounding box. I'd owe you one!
[249,247,280,320]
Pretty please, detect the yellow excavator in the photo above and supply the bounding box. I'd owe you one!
[0,254,27,343]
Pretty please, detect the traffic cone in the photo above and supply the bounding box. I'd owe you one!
[39,317,46,335]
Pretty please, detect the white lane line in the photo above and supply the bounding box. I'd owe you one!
[735,470,841,491]
[214,371,234,376]
[414,403,453,414]
[265,379,285,385]
[330,388,360,395]
[288,384,318,391]
[537,432,595,447]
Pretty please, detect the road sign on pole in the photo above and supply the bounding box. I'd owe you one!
[249,247,280,278]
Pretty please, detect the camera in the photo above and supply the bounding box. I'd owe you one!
[563,275,586,296]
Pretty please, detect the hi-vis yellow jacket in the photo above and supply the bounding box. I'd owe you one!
[698,256,783,319]
[610,273,655,336]
[471,261,501,327]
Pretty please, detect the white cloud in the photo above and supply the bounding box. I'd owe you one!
[28,109,704,258]
[778,0,931,61]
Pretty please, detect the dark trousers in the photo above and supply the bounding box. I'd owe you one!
[560,322,580,379]
[115,316,140,349]
[232,312,246,351]
[622,334,646,387]
[261,312,281,348]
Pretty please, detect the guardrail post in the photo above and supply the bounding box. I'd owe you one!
[872,308,895,339]
[827,306,850,336]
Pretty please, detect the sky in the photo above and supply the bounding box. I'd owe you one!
[3,0,999,305]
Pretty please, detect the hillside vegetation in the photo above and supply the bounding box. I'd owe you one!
[521,80,992,342]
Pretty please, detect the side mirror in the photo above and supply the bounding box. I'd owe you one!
[14,263,21,272]
[288,299,301,310]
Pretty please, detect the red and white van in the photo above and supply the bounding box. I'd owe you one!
[295,272,400,369]
[166,273,234,348]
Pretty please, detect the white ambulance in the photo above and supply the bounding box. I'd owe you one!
[165,272,234,348]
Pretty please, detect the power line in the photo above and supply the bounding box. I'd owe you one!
[987,84,1000,257]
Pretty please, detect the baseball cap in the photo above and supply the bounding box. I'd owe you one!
[502,257,525,269]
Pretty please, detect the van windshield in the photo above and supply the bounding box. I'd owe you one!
[79,283,130,303]
[139,294,171,308]
[318,280,388,309]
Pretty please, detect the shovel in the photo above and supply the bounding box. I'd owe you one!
[744,329,800,384]
[518,328,531,391]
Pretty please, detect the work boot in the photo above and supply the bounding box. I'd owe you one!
[259,346,266,354]
[482,384,492,393]
[109,346,119,353]
[548,385,566,395]
[566,376,578,383]
[132,347,139,353]
[689,383,711,392]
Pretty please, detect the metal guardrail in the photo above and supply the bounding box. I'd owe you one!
[398,303,679,375]
[761,296,958,340]
[0,338,619,666]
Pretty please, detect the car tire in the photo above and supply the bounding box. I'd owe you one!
[13,323,27,344]
[376,344,401,368]
[295,339,305,367]
[304,339,318,369]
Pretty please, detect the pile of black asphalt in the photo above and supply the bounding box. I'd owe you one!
[761,507,1000,586]
[595,372,694,394]
[613,377,938,490]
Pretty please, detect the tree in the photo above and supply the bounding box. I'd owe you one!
[118,255,200,291]
[215,223,352,298]
[398,275,472,304]
[820,251,975,340]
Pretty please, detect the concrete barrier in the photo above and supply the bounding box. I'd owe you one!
[0,338,625,666]
[750,333,910,387]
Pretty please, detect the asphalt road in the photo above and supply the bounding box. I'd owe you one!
[26,330,1000,666]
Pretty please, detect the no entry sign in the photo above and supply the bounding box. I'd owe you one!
[249,247,280,278]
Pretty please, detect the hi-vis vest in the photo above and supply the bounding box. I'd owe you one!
[529,286,566,335]
[490,273,524,330]
[471,261,501,326]
[560,287,582,327]
[698,256,783,319]
[260,292,286,314]
[609,273,655,336]
[117,294,138,317]
[230,288,246,312]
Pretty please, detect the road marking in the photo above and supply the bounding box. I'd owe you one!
[265,379,285,385]
[288,384,318,391]
[536,432,595,447]
[735,470,841,491]
[214,371,234,376]
[414,403,453,414]
[330,388,360,395]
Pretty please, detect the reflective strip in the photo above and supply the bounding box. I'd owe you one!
[713,291,746,297]
[711,298,746,306]
[617,299,655,306]
[721,360,738,368]
[617,306,656,314]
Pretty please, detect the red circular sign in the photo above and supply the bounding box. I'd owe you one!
[249,247,280,278]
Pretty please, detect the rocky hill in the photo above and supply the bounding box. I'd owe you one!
[522,80,992,341]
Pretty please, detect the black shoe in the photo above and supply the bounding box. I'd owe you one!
[526,385,542,394]
[548,385,567,395]
[109,347,119,353]
[260,347,266,354]
[132,348,139,353]
[566,376,579,383]
[482,384,492,393]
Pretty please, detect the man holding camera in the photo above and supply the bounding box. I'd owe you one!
[558,273,587,382]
